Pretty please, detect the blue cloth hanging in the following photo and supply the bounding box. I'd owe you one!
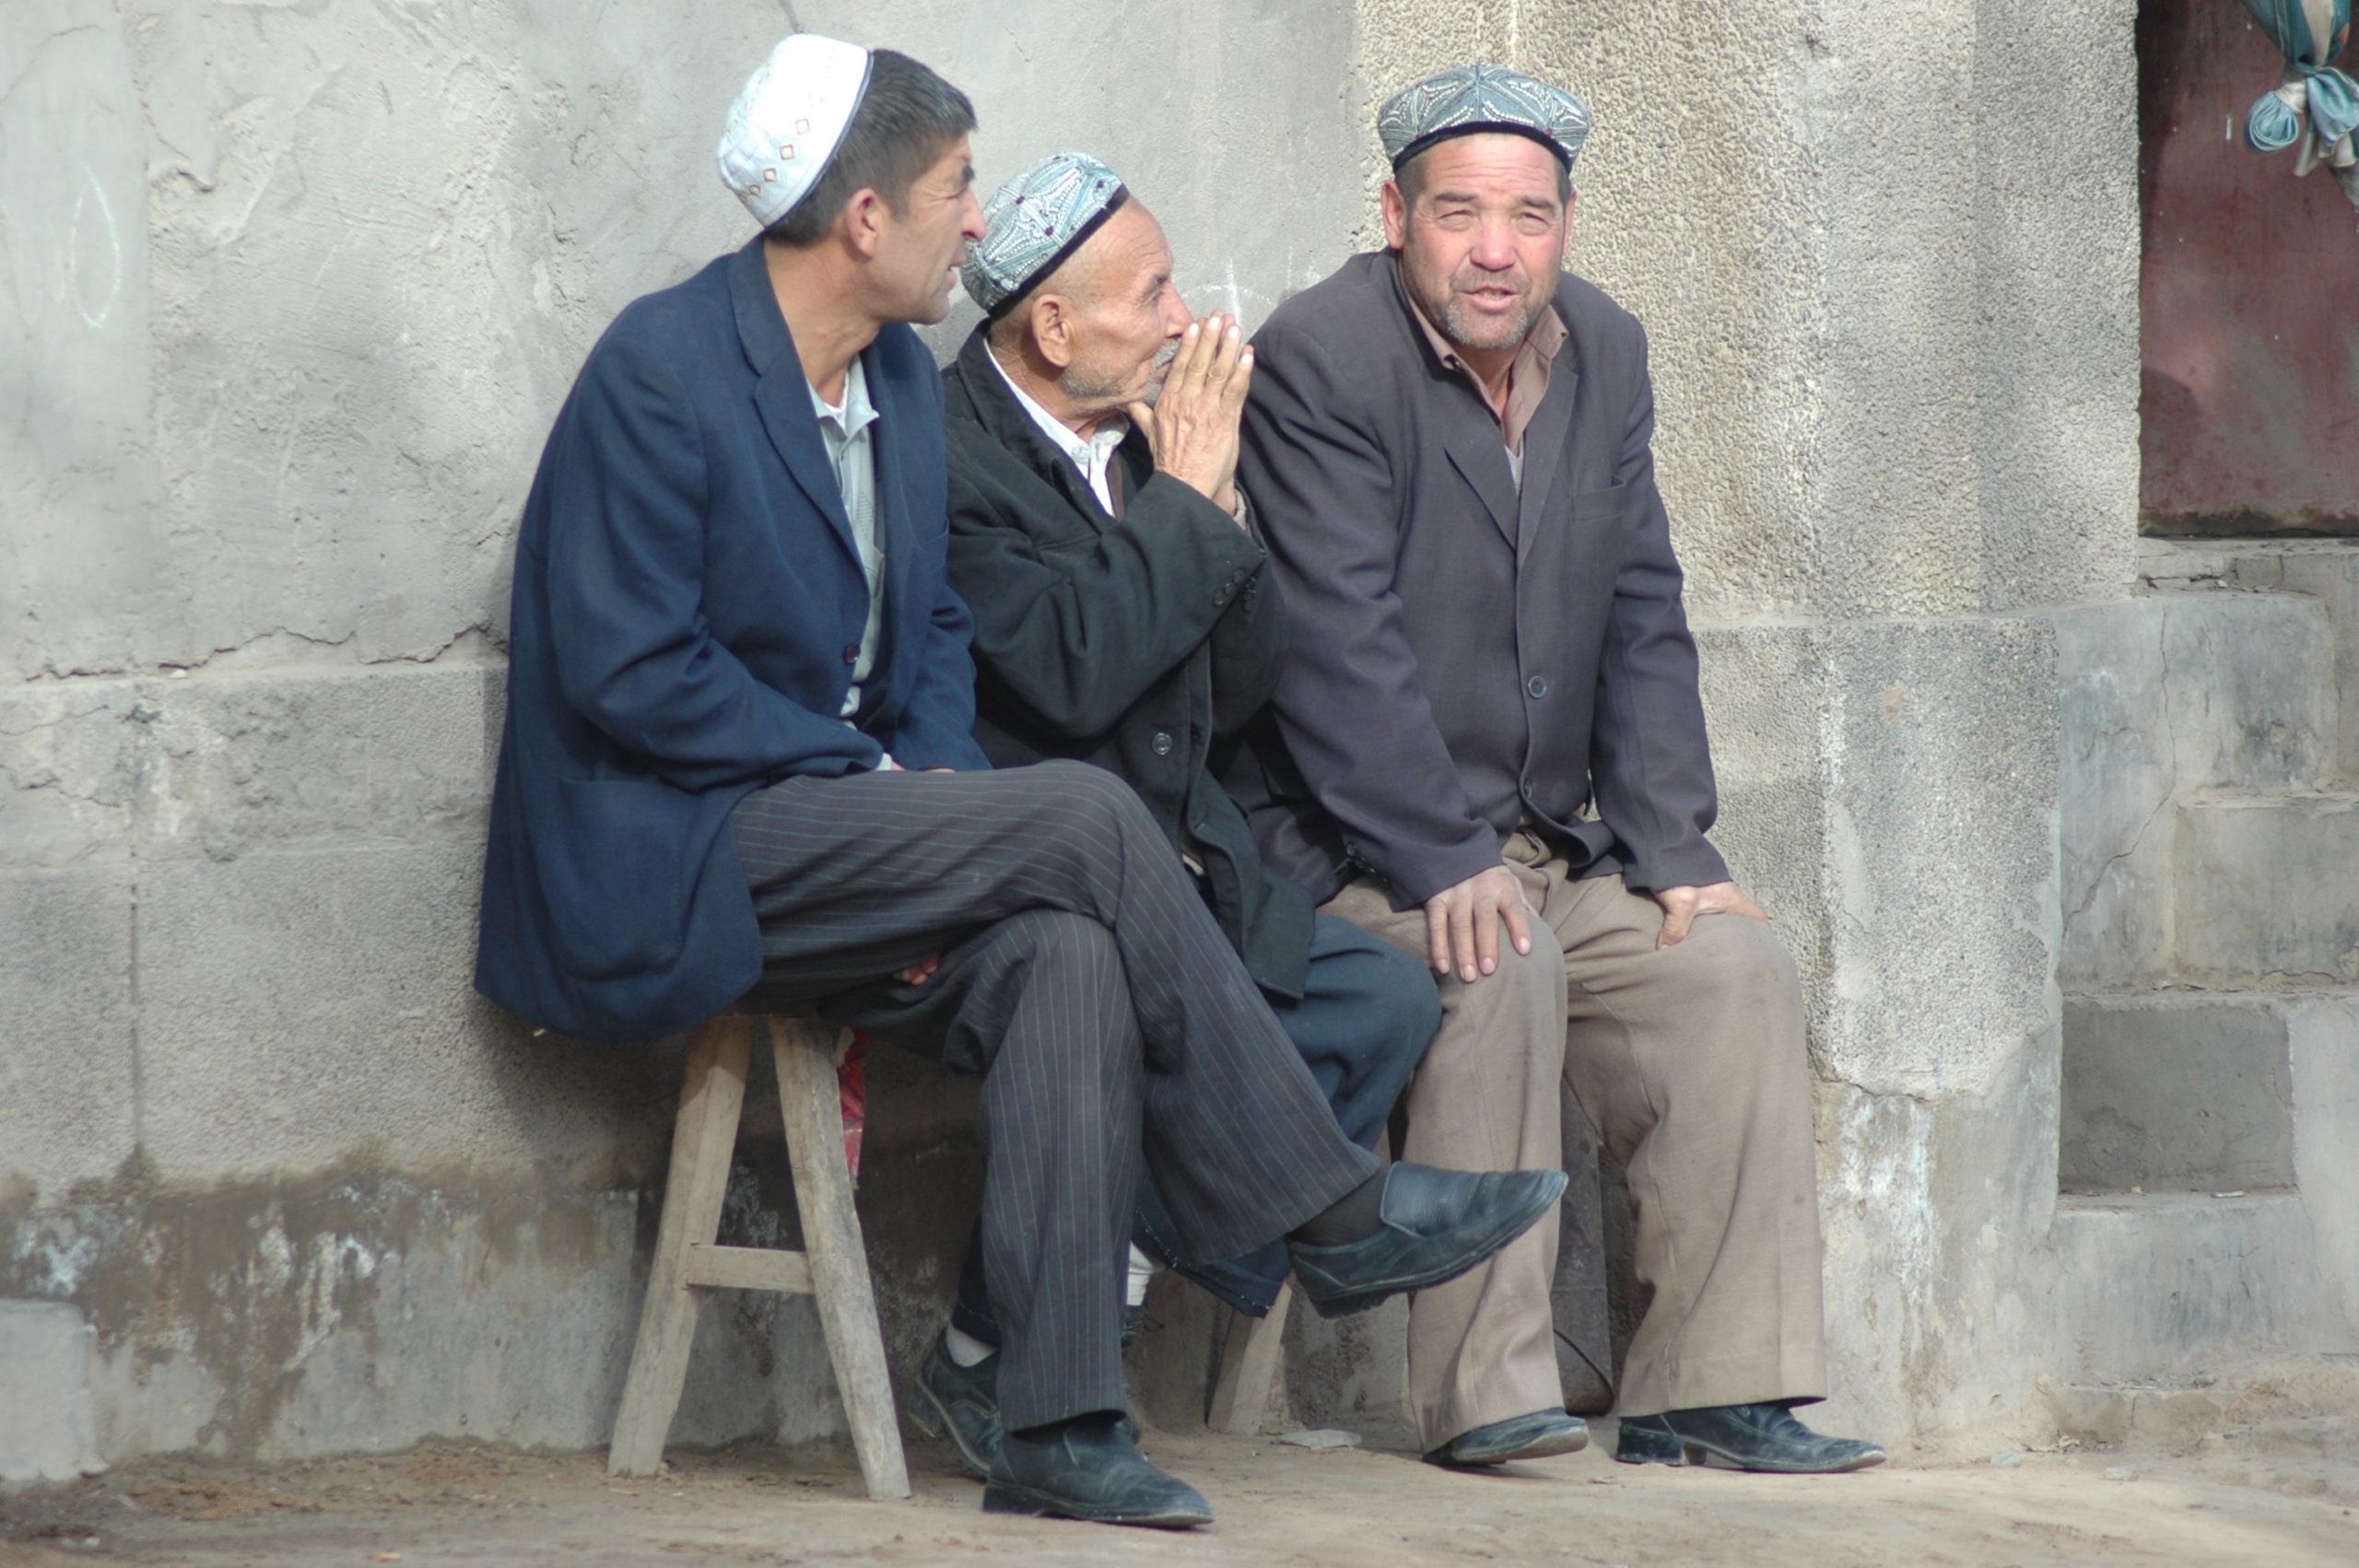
[2240,0,2358,163]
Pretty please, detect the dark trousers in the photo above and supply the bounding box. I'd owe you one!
[951,913,1437,1339]
[729,760,1379,1429]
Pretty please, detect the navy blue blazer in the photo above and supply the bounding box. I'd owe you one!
[476,237,992,1043]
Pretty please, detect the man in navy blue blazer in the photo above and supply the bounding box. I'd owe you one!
[475,35,1563,1529]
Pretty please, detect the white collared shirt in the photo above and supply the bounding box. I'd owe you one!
[810,357,885,720]
[988,352,1130,513]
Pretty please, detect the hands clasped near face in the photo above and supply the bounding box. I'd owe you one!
[1127,311,1253,519]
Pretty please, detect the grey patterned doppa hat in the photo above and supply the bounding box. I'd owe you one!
[962,152,1129,319]
[1378,62,1590,171]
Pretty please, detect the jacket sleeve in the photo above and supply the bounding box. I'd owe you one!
[1240,323,1500,906]
[1204,494,1291,737]
[885,529,993,772]
[946,451,1270,741]
[543,331,886,788]
[880,372,993,773]
[1587,324,1730,893]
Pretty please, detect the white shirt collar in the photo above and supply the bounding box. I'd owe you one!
[987,350,1128,512]
[809,355,878,439]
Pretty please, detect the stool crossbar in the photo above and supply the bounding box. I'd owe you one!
[608,1012,910,1499]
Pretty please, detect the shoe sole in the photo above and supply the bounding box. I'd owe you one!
[1304,1168,1567,1320]
[1427,1424,1591,1468]
[907,1382,995,1480]
[981,1480,1213,1528]
[1614,1434,1887,1475]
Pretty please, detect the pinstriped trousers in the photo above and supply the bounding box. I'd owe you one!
[730,758,1379,1429]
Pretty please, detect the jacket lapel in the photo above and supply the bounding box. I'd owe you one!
[1514,330,1578,565]
[729,239,860,564]
[866,347,917,672]
[1440,401,1520,551]
[1384,254,1518,549]
[951,327,1117,525]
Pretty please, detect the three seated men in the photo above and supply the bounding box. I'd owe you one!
[475,35,1557,1530]
[476,29,1882,1536]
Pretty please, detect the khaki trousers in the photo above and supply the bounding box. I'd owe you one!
[1323,831,1826,1445]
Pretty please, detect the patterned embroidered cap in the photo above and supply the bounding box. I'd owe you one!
[717,34,874,229]
[1378,62,1591,171]
[960,152,1129,319]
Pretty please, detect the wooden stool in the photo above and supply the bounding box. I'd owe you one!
[1207,1281,1293,1433]
[608,1011,910,1499]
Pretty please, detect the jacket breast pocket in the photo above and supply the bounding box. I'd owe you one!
[1568,482,1633,527]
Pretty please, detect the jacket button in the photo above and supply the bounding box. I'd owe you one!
[1151,731,1175,756]
[1526,675,1550,699]
[843,644,860,664]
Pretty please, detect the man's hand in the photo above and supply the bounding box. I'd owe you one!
[1651,881,1769,949]
[1127,312,1253,516]
[1424,864,1534,984]
[897,954,943,987]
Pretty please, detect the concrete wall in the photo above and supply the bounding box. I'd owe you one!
[6,0,2333,1472]
[1,0,1366,1465]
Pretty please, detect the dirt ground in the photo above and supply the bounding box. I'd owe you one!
[6,1406,2358,1568]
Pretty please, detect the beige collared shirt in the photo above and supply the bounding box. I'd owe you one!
[1408,292,1567,487]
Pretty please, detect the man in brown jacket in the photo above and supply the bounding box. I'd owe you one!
[1226,63,1884,1473]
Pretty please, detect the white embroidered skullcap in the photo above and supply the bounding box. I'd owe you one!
[962,153,1129,319]
[717,35,875,228]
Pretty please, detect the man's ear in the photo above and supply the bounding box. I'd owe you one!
[839,187,888,261]
[1029,294,1075,372]
[1379,179,1408,251]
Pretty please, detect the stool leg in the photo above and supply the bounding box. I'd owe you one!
[771,1017,911,1500]
[609,1017,754,1477]
[1209,1280,1293,1433]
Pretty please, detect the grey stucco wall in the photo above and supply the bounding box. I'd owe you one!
[1,0,1368,1461]
[8,0,2326,1470]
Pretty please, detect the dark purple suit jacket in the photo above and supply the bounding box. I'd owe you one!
[1224,250,1730,910]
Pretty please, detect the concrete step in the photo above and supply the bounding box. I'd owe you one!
[2052,1191,2322,1381]
[2174,792,2359,984]
[2053,592,2335,988]
[2055,989,2359,1381]
[2142,538,2359,781]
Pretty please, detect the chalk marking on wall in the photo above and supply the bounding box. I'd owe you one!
[70,170,122,329]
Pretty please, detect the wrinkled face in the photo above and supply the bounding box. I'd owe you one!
[1047,201,1191,416]
[1384,132,1569,356]
[873,136,985,324]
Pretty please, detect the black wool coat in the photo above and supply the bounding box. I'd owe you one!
[940,327,1317,1000]
[1224,250,1731,911]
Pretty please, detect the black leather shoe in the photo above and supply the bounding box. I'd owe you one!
[1289,1164,1567,1320]
[906,1337,1002,1480]
[910,1338,1141,1477]
[1121,1305,1158,1351]
[1615,1403,1886,1473]
[983,1415,1214,1527]
[1424,1407,1590,1468]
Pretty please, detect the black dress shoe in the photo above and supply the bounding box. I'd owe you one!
[906,1337,1002,1480]
[1424,1407,1590,1468]
[983,1415,1214,1527]
[1289,1164,1567,1320]
[909,1338,1141,1476]
[1615,1403,1886,1473]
